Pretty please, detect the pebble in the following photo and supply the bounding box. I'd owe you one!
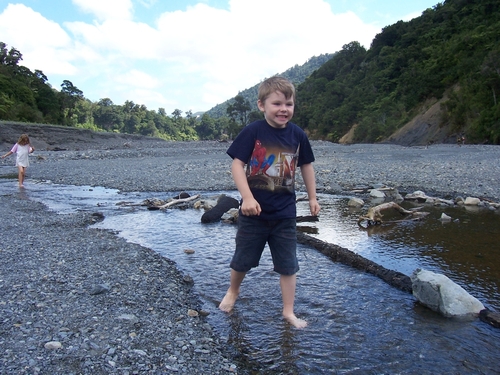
[0,195,237,374]
[1,139,499,374]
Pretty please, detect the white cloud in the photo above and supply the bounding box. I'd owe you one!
[151,0,379,109]
[0,4,76,75]
[72,0,133,21]
[115,69,160,89]
[0,0,382,112]
[65,19,160,58]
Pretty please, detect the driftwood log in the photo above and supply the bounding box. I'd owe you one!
[147,194,200,210]
[297,232,413,292]
[358,202,429,227]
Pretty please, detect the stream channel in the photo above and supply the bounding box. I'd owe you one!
[3,179,500,374]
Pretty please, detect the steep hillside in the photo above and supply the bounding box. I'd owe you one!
[294,0,500,144]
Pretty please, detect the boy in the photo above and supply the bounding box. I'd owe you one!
[219,76,320,328]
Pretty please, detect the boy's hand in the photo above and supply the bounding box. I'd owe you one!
[309,199,321,216]
[241,197,262,216]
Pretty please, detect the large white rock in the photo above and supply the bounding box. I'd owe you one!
[410,269,484,318]
[369,189,386,198]
[464,197,481,206]
[348,197,364,207]
[405,190,429,200]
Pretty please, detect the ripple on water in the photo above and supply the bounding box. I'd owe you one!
[2,180,499,374]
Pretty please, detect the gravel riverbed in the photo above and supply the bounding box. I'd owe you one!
[1,138,499,374]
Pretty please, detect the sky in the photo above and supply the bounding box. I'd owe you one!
[0,0,440,115]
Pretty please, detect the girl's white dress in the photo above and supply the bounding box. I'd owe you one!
[11,144,32,167]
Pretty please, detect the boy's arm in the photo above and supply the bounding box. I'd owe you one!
[231,158,261,216]
[300,163,321,216]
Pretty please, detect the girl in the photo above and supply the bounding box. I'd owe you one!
[2,134,35,188]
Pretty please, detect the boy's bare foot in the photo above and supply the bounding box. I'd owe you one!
[283,313,308,329]
[219,291,238,312]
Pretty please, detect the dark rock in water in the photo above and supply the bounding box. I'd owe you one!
[480,309,500,328]
[91,212,105,223]
[201,195,239,223]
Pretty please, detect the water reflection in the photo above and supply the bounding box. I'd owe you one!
[297,197,500,310]
[1,180,499,374]
[16,187,29,200]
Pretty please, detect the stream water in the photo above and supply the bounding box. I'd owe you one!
[2,179,499,374]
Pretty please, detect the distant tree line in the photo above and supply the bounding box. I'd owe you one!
[0,41,237,141]
[0,41,329,141]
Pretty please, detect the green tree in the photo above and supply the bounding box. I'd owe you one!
[60,80,84,126]
[32,70,61,123]
[196,113,217,139]
[226,94,251,126]
[0,42,22,66]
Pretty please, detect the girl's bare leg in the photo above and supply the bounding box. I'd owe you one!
[18,166,25,187]
[219,269,246,312]
[280,274,307,328]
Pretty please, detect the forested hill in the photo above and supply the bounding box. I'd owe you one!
[293,0,500,144]
[204,53,334,118]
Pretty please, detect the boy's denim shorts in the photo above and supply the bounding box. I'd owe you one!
[230,214,299,275]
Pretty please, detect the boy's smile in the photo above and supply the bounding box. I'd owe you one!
[257,91,295,129]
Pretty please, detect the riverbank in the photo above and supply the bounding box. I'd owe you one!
[1,138,499,374]
[0,194,238,374]
[2,139,500,201]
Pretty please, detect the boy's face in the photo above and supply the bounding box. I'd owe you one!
[257,90,294,129]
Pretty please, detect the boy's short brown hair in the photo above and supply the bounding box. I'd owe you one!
[258,76,295,104]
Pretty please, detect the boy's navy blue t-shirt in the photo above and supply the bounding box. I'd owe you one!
[227,119,315,220]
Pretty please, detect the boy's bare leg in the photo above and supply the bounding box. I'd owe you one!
[280,274,307,328]
[219,269,246,312]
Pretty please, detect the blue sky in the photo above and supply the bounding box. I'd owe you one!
[0,0,440,114]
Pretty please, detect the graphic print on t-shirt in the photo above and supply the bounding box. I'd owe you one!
[246,139,299,193]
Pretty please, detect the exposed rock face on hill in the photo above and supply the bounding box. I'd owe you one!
[383,97,458,146]
[339,96,461,147]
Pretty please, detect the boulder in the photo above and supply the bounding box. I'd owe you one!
[479,309,500,328]
[383,188,404,202]
[405,190,429,201]
[410,268,484,318]
[440,213,452,222]
[348,197,364,207]
[464,197,481,206]
[370,189,386,198]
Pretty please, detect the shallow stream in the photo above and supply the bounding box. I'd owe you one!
[2,179,499,374]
